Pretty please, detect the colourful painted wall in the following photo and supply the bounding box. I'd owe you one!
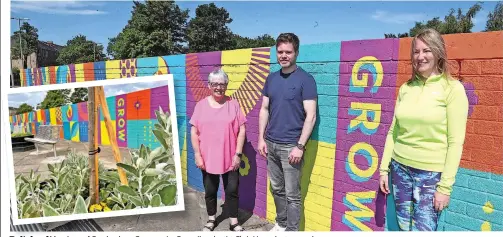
[10,85,170,150]
[14,31,503,231]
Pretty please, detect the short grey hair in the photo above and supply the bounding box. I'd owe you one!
[208,68,229,84]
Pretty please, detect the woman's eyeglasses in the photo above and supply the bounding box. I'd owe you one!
[209,82,227,88]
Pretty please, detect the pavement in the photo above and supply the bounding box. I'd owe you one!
[11,140,275,232]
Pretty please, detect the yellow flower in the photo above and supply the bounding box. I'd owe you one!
[100,202,107,207]
[103,206,111,212]
[94,204,103,211]
[239,155,250,176]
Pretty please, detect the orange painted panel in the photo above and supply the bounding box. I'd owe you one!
[126,89,151,120]
[399,31,503,60]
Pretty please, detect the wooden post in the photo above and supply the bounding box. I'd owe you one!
[95,86,128,185]
[93,89,100,202]
[88,87,98,205]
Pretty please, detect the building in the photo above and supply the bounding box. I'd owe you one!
[11,38,65,70]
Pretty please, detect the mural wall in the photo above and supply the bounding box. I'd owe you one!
[13,31,503,231]
[10,85,170,150]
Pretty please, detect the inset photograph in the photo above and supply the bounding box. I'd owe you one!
[3,75,184,225]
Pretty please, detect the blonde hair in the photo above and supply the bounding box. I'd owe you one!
[408,28,454,84]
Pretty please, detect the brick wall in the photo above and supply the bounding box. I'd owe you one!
[15,31,503,231]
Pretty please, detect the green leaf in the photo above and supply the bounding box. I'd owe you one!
[118,185,139,197]
[42,204,60,217]
[140,144,148,159]
[155,110,166,128]
[136,158,146,169]
[48,164,54,173]
[159,185,177,206]
[148,146,164,161]
[146,181,171,194]
[125,202,133,210]
[110,196,122,205]
[153,130,168,148]
[116,163,139,177]
[85,196,91,208]
[20,176,29,184]
[130,195,146,207]
[154,124,164,132]
[112,204,121,211]
[58,172,67,188]
[21,201,33,217]
[144,168,160,176]
[73,195,88,214]
[130,181,139,190]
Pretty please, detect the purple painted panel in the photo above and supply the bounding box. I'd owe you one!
[332,39,398,231]
[150,85,170,119]
[78,102,88,121]
[116,94,127,147]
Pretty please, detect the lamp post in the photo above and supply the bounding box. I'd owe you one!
[11,17,29,87]
[93,43,103,62]
[11,17,30,68]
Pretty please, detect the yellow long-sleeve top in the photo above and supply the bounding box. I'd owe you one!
[379,73,469,196]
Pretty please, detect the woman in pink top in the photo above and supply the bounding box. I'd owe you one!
[189,68,247,231]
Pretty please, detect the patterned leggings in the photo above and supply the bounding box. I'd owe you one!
[390,159,442,231]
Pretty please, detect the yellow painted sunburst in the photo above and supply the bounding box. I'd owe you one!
[222,48,271,116]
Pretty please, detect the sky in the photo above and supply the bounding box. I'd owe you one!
[8,80,168,108]
[10,0,498,50]
[8,0,498,107]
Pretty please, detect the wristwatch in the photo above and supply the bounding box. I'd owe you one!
[296,143,305,151]
[236,152,243,158]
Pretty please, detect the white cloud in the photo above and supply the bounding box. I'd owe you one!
[371,10,426,24]
[11,1,107,15]
[104,81,168,97]
[8,91,47,108]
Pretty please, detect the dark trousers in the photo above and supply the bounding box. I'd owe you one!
[201,169,240,218]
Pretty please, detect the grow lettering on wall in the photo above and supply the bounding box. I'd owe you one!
[116,94,128,147]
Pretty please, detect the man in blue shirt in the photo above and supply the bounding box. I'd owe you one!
[258,33,317,231]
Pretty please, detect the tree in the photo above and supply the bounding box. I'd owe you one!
[16,103,34,114]
[231,34,276,49]
[486,2,503,31]
[408,2,482,37]
[56,35,105,65]
[107,0,189,59]
[11,22,39,67]
[70,88,89,104]
[384,32,409,38]
[40,89,71,109]
[187,3,234,53]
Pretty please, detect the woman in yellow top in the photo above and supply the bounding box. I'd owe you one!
[379,28,469,231]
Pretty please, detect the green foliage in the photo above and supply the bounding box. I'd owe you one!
[107,0,189,59]
[15,150,104,218]
[384,33,409,38]
[231,34,276,49]
[99,107,177,210]
[40,89,71,109]
[11,132,33,138]
[15,107,176,218]
[11,22,39,62]
[486,2,503,31]
[70,88,89,104]
[56,35,105,65]
[187,3,234,53]
[408,2,482,37]
[16,103,34,114]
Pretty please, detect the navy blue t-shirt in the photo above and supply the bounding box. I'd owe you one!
[262,66,317,144]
